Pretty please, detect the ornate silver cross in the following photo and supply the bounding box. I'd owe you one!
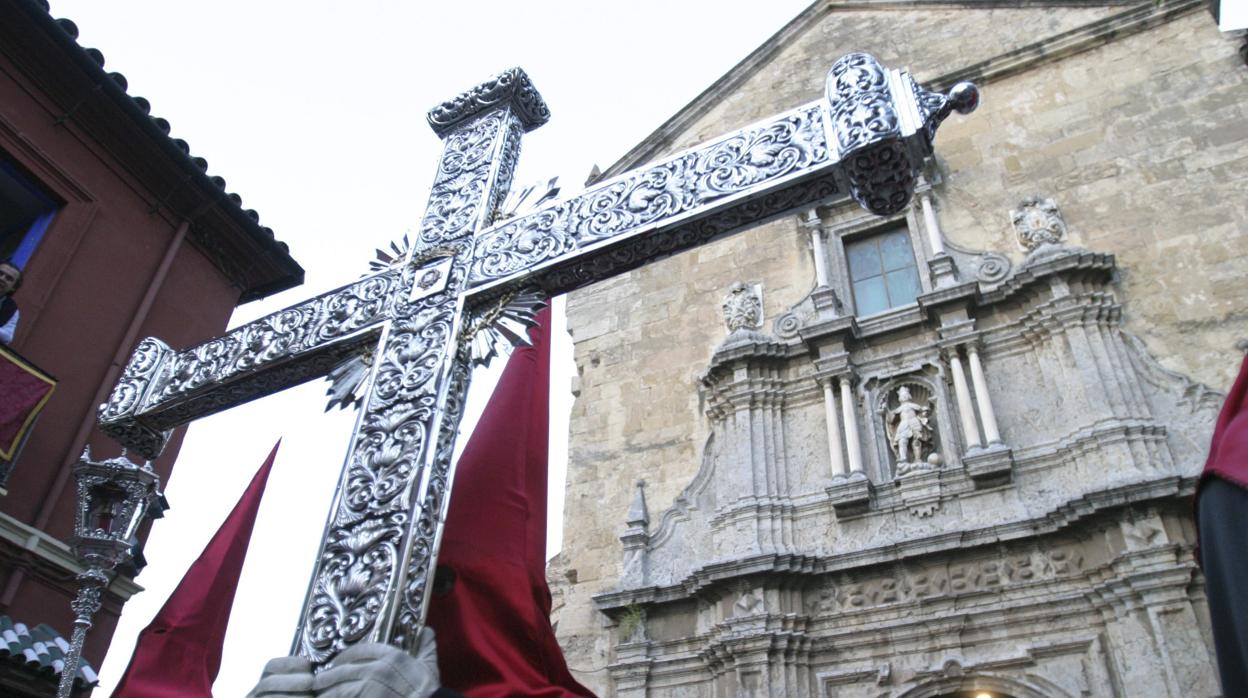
[97,54,976,664]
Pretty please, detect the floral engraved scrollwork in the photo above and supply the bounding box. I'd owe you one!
[825,53,976,216]
[302,514,406,664]
[486,116,526,227]
[468,105,827,286]
[340,401,434,521]
[99,336,172,422]
[395,340,472,649]
[133,270,403,420]
[825,52,897,157]
[419,111,523,247]
[301,251,474,665]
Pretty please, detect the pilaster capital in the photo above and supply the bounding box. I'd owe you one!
[812,356,853,387]
[799,207,824,233]
[936,320,978,353]
[937,343,964,363]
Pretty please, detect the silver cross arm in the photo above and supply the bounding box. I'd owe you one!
[97,267,406,459]
[464,52,978,303]
[96,54,975,666]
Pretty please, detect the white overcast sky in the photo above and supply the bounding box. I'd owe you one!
[48,1,812,694]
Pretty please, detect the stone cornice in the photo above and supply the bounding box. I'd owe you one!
[0,512,142,600]
[594,475,1194,611]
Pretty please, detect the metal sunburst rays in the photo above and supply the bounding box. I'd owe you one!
[463,288,548,368]
[368,233,412,273]
[496,176,560,222]
[327,179,560,413]
[322,289,547,412]
[324,349,372,412]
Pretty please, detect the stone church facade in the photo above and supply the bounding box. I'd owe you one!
[550,3,1245,697]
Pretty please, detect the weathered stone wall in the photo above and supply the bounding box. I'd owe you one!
[553,4,1245,694]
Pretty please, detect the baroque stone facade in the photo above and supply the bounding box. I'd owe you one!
[553,3,1243,697]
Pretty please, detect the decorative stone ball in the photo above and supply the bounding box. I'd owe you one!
[948,82,980,115]
[927,453,944,467]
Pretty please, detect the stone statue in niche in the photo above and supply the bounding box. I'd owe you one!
[722,282,763,332]
[884,384,938,476]
[1011,196,1067,251]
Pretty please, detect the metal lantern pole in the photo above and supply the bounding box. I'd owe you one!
[56,448,161,698]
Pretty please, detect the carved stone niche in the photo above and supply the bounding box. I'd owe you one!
[865,371,952,481]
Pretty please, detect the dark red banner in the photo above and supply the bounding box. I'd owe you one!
[0,344,55,461]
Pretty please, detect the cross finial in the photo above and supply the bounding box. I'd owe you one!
[426,67,550,137]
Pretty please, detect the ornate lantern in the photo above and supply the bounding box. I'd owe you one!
[56,447,162,698]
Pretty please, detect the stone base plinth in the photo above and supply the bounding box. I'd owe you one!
[827,473,871,518]
[964,445,1014,488]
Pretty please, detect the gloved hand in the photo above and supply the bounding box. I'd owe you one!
[246,655,314,697]
[245,627,441,698]
[314,627,441,698]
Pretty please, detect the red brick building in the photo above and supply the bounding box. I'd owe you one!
[0,0,303,691]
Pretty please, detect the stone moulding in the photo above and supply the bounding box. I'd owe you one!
[597,487,1205,694]
[595,474,1195,613]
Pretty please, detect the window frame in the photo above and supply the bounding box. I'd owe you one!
[0,157,60,270]
[817,202,934,319]
[844,225,924,317]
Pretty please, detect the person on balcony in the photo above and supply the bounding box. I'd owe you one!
[0,261,20,345]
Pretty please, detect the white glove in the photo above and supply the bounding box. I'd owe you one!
[246,655,314,697]
[246,627,441,698]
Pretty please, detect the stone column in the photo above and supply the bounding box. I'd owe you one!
[947,348,982,449]
[821,379,846,477]
[839,376,865,474]
[919,190,946,256]
[805,211,831,287]
[966,344,1002,445]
